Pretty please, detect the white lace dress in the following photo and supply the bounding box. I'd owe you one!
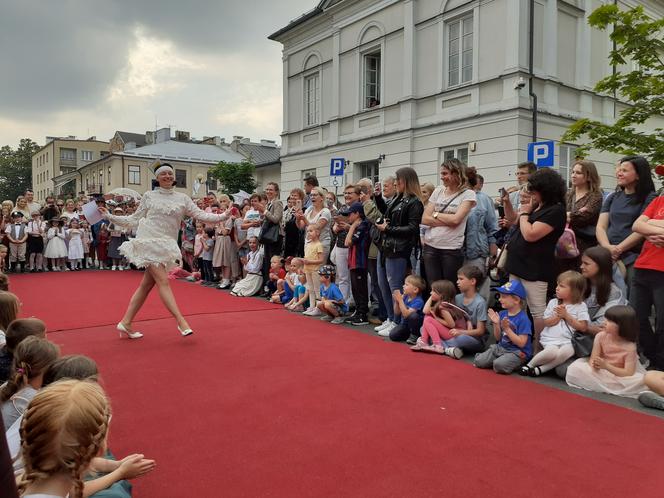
[104,188,227,269]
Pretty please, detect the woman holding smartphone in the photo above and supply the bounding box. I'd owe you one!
[283,189,305,257]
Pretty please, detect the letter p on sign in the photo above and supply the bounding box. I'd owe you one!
[527,141,554,167]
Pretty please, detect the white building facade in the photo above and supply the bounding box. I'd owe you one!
[270,0,663,196]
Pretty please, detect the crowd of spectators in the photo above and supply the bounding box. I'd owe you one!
[0,155,663,496]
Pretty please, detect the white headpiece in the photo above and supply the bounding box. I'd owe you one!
[153,160,174,177]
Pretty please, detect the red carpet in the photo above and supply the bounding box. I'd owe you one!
[9,273,664,497]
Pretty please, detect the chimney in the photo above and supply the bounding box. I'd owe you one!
[175,130,190,142]
[155,127,171,144]
[230,136,242,152]
[145,131,155,145]
[260,139,277,148]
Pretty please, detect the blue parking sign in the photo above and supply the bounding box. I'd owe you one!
[527,141,554,167]
[330,158,345,176]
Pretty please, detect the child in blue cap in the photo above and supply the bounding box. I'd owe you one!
[474,280,532,374]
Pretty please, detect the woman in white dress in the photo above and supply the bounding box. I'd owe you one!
[100,163,227,339]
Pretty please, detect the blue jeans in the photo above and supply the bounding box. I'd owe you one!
[377,253,408,322]
[442,335,485,354]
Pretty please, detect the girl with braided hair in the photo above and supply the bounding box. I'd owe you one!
[18,380,111,498]
[1,336,59,428]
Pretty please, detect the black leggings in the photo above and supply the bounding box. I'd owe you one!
[421,246,464,287]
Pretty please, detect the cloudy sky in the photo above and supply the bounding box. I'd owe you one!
[0,0,315,148]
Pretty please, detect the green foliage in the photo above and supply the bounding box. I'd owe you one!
[208,160,257,196]
[562,5,664,166]
[0,138,41,202]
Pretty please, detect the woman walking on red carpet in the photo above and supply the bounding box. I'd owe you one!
[100,163,228,339]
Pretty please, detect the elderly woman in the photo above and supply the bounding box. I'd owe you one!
[504,168,567,329]
[100,162,227,339]
[421,158,476,284]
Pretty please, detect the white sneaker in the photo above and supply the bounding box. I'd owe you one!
[374,319,393,332]
[309,307,322,316]
[377,321,396,337]
[94,260,100,268]
[118,266,124,271]
[111,265,117,271]
[302,307,316,316]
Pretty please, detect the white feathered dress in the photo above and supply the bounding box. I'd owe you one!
[104,188,227,269]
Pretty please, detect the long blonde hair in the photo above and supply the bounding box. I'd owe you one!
[19,380,111,498]
[395,167,423,200]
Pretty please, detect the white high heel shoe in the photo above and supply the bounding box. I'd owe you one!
[178,326,194,337]
[117,322,144,339]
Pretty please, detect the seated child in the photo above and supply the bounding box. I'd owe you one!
[0,317,46,385]
[16,380,111,498]
[285,270,309,312]
[1,335,59,427]
[384,275,426,340]
[640,370,664,411]
[520,271,589,377]
[0,290,21,349]
[566,305,646,398]
[411,279,468,354]
[474,280,532,374]
[266,255,286,299]
[441,265,489,359]
[230,236,264,297]
[8,356,156,495]
[272,257,300,304]
[317,265,348,324]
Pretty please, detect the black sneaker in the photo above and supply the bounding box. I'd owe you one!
[406,334,419,345]
[344,312,358,323]
[349,315,369,326]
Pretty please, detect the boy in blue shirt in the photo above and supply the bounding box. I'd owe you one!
[473,280,532,374]
[385,275,426,341]
[317,265,349,324]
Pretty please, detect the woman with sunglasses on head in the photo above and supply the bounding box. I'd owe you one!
[99,162,228,339]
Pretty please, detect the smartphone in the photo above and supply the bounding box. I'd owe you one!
[497,205,505,218]
[499,187,508,198]
[295,199,302,211]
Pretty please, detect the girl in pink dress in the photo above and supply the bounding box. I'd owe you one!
[566,305,647,398]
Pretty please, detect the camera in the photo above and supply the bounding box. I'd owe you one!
[514,77,526,90]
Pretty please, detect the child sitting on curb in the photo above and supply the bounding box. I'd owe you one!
[474,280,532,374]
[385,275,426,340]
[317,265,348,324]
[285,270,309,312]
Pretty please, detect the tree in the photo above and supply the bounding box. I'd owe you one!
[562,5,664,166]
[208,159,257,196]
[0,138,40,202]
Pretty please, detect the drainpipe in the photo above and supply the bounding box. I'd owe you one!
[529,0,538,142]
[122,156,125,188]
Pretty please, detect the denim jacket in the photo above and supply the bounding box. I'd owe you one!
[464,191,498,260]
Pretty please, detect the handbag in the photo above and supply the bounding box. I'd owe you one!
[259,219,280,244]
[495,244,509,270]
[571,331,594,358]
[555,224,580,259]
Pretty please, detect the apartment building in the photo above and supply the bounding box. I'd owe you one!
[269,0,663,196]
[32,137,110,201]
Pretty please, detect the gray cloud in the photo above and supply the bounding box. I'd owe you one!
[0,0,314,117]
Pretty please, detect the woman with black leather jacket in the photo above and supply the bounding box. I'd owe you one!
[373,167,424,336]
